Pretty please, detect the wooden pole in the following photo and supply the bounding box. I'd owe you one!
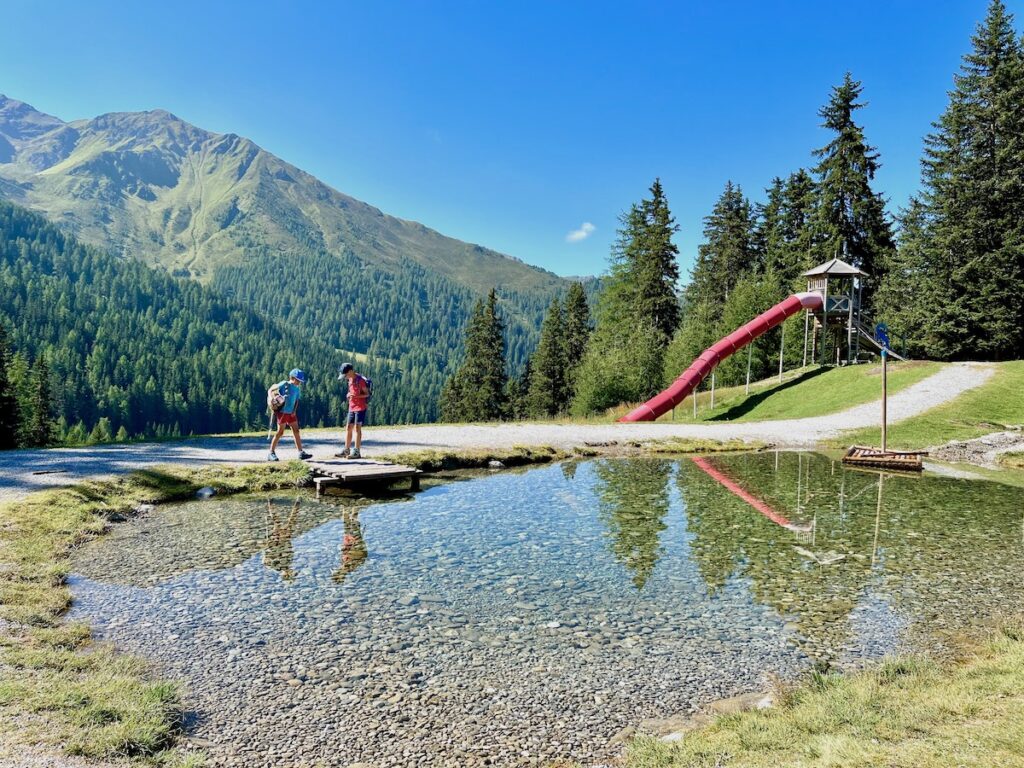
[778,322,785,383]
[881,349,888,452]
[745,344,752,395]
[821,278,829,366]
[711,372,716,410]
[847,278,855,365]
[802,311,809,368]
[693,389,697,418]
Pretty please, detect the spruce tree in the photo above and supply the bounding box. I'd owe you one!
[635,179,682,341]
[439,289,508,421]
[778,169,818,287]
[754,177,786,275]
[915,0,1024,359]
[685,181,756,308]
[526,296,566,417]
[27,354,55,447]
[0,324,19,449]
[812,73,895,300]
[562,281,591,399]
[570,181,681,415]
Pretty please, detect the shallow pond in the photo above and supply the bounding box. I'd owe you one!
[69,453,1024,767]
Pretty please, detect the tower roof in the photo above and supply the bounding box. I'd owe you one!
[802,257,868,277]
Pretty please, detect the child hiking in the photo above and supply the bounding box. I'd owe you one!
[268,369,313,462]
[336,362,371,459]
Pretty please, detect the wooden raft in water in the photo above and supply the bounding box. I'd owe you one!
[308,458,423,497]
[841,445,927,472]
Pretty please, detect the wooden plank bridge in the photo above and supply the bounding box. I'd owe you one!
[308,458,423,498]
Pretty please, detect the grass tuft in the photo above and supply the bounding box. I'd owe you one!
[0,462,309,763]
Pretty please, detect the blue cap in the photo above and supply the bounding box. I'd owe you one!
[289,368,307,384]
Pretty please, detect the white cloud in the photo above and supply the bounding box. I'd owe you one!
[565,221,595,243]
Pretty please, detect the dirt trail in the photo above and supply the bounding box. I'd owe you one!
[0,362,992,502]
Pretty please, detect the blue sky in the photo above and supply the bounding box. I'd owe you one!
[1,1,1018,279]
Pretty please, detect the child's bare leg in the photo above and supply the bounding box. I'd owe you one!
[270,423,286,452]
[354,424,362,452]
[345,423,354,453]
[290,424,304,452]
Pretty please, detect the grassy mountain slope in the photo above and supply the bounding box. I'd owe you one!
[0,94,564,297]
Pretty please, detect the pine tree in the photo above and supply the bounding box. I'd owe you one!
[27,354,55,447]
[778,169,819,287]
[914,0,1024,359]
[635,179,682,341]
[526,296,566,417]
[812,73,895,299]
[562,281,591,400]
[685,181,756,308]
[439,289,508,421]
[0,324,19,449]
[570,181,681,415]
[754,177,786,274]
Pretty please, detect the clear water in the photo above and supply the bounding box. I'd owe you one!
[69,453,1024,767]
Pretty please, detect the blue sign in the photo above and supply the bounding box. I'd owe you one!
[875,323,891,350]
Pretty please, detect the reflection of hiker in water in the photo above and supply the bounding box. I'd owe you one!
[263,498,300,581]
[332,510,368,584]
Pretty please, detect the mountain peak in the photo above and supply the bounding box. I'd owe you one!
[0,94,65,141]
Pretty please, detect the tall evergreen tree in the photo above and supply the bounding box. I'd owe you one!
[910,0,1024,359]
[685,181,756,308]
[778,169,819,287]
[754,177,786,274]
[0,324,19,449]
[812,73,895,299]
[439,289,508,421]
[27,354,55,447]
[562,281,591,397]
[526,296,566,417]
[571,181,681,414]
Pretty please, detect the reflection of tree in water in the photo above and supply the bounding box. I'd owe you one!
[681,452,1024,662]
[263,498,300,581]
[560,460,579,481]
[594,458,672,590]
[332,510,368,584]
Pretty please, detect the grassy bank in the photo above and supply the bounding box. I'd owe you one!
[837,361,1023,450]
[0,462,311,765]
[628,618,1024,768]
[637,361,941,424]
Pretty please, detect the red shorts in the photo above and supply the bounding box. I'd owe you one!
[276,411,298,426]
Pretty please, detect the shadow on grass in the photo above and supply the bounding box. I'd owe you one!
[708,367,830,422]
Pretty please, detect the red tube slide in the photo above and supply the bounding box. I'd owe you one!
[619,292,823,422]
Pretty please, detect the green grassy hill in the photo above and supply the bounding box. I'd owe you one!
[605,361,943,424]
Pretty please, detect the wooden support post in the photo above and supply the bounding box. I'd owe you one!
[802,311,809,368]
[745,345,752,395]
[821,279,829,366]
[881,349,888,453]
[411,473,421,492]
[847,277,855,365]
[710,372,716,410]
[778,322,785,384]
[693,389,697,418]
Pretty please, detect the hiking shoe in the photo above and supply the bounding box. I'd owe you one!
[334,451,349,459]
[298,451,313,460]
[349,449,361,459]
[267,452,279,462]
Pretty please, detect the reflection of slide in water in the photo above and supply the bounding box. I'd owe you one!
[691,457,814,533]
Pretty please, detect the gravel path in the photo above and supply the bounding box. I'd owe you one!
[0,363,992,502]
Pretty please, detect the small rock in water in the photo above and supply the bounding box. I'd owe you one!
[488,460,506,469]
[196,486,216,499]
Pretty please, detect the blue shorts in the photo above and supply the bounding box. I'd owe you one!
[347,410,367,426]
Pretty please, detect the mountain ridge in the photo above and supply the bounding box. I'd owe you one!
[0,94,565,296]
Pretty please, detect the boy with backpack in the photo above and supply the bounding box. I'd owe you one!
[336,362,371,459]
[267,369,313,462]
